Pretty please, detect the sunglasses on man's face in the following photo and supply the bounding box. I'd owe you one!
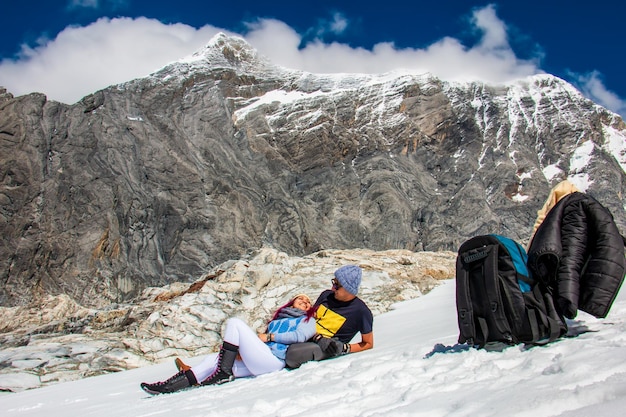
[332,278,342,289]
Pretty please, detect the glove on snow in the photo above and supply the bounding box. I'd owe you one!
[314,335,350,357]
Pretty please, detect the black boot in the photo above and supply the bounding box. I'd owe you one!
[141,369,198,395]
[201,341,238,385]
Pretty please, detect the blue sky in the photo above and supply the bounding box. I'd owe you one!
[1,1,624,118]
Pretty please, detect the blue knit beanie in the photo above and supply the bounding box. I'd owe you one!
[334,265,362,296]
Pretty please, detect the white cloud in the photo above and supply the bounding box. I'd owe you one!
[0,17,222,103]
[471,4,509,51]
[0,5,624,119]
[243,6,539,83]
[304,12,350,39]
[573,71,626,117]
[328,12,349,35]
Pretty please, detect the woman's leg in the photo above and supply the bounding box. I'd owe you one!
[222,318,285,376]
[190,353,218,382]
[191,353,254,381]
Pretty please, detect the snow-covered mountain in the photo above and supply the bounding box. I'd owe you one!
[1,32,625,308]
[2,279,626,417]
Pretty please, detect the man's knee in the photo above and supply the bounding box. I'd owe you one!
[285,343,325,369]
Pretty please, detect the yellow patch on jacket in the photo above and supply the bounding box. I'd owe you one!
[315,305,346,337]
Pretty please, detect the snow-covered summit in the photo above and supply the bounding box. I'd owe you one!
[148,32,283,83]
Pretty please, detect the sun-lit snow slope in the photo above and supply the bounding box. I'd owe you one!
[2,278,626,417]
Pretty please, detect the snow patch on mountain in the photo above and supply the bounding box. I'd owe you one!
[568,140,595,192]
[604,124,626,173]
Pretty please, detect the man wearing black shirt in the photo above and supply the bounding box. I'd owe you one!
[285,265,374,368]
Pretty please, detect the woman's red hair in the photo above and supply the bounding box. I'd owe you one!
[268,294,318,325]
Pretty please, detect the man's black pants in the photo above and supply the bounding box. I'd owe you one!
[285,342,331,369]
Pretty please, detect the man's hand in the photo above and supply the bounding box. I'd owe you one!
[314,335,349,356]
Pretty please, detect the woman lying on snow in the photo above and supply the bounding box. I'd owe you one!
[141,293,316,395]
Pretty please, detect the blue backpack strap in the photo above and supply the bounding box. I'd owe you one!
[492,234,533,292]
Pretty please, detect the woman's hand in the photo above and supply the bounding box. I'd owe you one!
[258,333,269,342]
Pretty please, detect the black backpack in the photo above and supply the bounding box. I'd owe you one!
[455,234,567,349]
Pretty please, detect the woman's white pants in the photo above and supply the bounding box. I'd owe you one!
[191,318,285,382]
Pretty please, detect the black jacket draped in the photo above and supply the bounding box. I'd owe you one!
[527,192,625,319]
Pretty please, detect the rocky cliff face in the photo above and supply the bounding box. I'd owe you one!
[1,33,625,307]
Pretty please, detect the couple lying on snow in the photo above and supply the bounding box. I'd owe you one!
[141,264,374,395]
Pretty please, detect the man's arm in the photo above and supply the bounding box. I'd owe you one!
[348,332,373,353]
